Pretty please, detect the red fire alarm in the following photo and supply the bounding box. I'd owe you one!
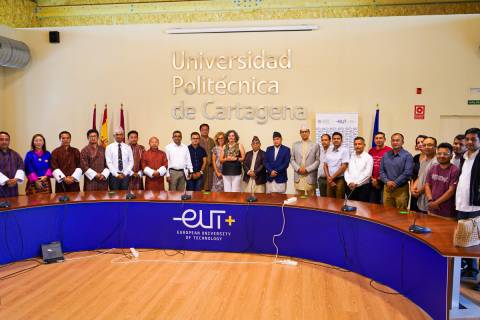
[414,105,425,119]
[416,88,422,94]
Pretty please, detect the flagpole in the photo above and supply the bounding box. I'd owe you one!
[92,104,97,130]
[120,103,125,142]
[372,105,380,148]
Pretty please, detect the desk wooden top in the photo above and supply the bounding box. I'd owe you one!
[0,190,477,258]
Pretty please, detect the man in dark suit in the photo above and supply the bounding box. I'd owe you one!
[264,132,291,194]
[243,136,267,193]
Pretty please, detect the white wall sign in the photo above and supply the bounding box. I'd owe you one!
[315,112,359,154]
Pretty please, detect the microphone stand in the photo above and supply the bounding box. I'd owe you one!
[125,174,136,200]
[341,187,357,212]
[181,170,192,200]
[246,173,257,203]
[0,184,11,208]
[408,211,431,234]
[299,172,308,199]
[58,180,70,203]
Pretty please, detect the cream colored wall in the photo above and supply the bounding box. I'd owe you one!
[0,60,3,130]
[0,25,18,131]
[3,15,480,193]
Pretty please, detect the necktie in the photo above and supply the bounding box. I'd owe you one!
[118,143,123,172]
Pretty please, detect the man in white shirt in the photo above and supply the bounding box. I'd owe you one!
[456,128,480,219]
[324,132,349,199]
[455,128,480,286]
[344,137,373,202]
[105,128,134,190]
[165,130,193,191]
[317,134,333,197]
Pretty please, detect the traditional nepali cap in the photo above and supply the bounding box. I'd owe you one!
[252,136,260,144]
[273,131,282,139]
[300,123,310,131]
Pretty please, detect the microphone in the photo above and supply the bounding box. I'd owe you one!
[246,174,257,203]
[58,180,70,203]
[125,175,136,200]
[341,187,357,212]
[299,174,308,199]
[408,211,431,234]
[181,170,192,200]
[0,185,11,208]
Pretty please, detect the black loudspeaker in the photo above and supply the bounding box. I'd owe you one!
[41,241,64,263]
[49,31,60,43]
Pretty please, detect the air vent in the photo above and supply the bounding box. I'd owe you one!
[0,36,31,69]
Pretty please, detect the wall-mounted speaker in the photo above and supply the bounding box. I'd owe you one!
[49,31,60,43]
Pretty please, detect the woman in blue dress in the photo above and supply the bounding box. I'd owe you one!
[24,134,53,195]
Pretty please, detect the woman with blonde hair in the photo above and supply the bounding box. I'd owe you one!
[220,130,245,192]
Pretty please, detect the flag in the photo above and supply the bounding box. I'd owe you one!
[372,107,379,148]
[100,104,108,147]
[92,104,97,130]
[120,103,125,142]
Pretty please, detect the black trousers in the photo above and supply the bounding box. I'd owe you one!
[369,181,384,204]
[347,183,371,202]
[109,175,130,191]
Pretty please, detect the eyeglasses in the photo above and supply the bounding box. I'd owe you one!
[436,152,451,156]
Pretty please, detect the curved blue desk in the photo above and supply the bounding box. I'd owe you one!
[0,191,470,320]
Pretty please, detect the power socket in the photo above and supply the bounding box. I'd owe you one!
[283,197,297,205]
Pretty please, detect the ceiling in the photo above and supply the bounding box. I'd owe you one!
[4,0,480,27]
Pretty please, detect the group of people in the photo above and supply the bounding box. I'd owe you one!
[1,125,479,221]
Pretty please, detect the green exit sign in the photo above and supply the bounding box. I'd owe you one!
[468,100,480,105]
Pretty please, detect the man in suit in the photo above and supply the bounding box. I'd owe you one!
[264,132,291,194]
[290,125,320,196]
[243,136,267,193]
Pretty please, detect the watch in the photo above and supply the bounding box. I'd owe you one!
[200,170,204,175]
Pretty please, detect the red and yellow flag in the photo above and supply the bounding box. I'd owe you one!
[100,104,108,147]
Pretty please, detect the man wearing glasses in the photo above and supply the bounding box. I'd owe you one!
[290,125,320,196]
[165,130,193,191]
[187,132,207,191]
[105,128,134,191]
[424,142,459,220]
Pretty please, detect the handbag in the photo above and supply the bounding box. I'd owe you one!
[454,217,480,247]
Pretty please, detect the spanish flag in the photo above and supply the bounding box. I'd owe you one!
[100,104,108,147]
